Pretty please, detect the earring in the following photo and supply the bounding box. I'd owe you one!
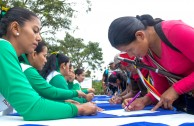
[16,33,19,36]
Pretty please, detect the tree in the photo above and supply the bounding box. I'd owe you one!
[4,0,91,41]
[2,0,104,77]
[50,33,104,73]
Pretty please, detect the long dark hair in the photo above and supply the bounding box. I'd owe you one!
[40,53,70,79]
[108,14,162,48]
[75,68,85,79]
[108,71,127,91]
[0,7,38,37]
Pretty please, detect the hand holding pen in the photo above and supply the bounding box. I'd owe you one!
[124,91,141,110]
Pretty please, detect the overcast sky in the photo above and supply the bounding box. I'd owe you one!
[59,0,194,79]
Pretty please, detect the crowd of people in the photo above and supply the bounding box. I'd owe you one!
[0,7,98,121]
[107,14,194,114]
[101,52,149,104]
[1,5,194,122]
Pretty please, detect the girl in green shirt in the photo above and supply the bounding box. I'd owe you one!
[74,68,95,94]
[41,53,94,103]
[0,7,97,121]
[67,65,95,94]
[19,41,87,102]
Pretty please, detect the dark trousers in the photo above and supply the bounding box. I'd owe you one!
[173,94,194,114]
[185,94,194,114]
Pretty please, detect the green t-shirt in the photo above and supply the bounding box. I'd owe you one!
[20,63,78,100]
[0,39,78,121]
[48,72,87,103]
[68,80,88,94]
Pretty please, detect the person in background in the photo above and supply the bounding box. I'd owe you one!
[113,53,132,98]
[40,53,94,103]
[108,71,127,97]
[74,68,95,94]
[66,64,104,112]
[0,7,97,121]
[18,41,86,103]
[109,53,148,104]
[66,64,76,87]
[101,61,116,95]
[108,14,194,114]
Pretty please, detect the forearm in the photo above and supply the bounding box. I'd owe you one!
[119,89,128,96]
[173,72,194,95]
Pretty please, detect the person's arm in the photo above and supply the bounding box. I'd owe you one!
[81,89,88,94]
[101,76,106,88]
[24,67,79,100]
[68,81,81,90]
[144,21,194,103]
[0,41,78,120]
[49,74,69,89]
[166,22,194,94]
[50,75,88,103]
[118,87,128,97]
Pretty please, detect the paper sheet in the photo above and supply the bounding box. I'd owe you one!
[101,109,158,116]
[94,100,109,104]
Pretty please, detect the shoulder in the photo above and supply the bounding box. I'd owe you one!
[161,20,194,48]
[73,80,79,84]
[162,20,184,26]
[0,39,14,49]
[0,39,21,70]
[0,39,17,56]
[46,71,61,82]
[20,63,33,72]
[162,20,191,34]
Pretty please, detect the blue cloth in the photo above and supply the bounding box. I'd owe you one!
[18,124,47,126]
[179,123,194,126]
[120,122,168,126]
[76,105,181,119]
[9,95,182,119]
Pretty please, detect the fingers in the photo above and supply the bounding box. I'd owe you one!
[77,91,86,98]
[122,98,131,108]
[109,97,117,104]
[152,99,174,111]
[163,99,173,110]
[97,106,104,112]
[124,105,133,111]
[151,100,163,111]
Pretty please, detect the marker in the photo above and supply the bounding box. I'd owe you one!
[124,91,141,110]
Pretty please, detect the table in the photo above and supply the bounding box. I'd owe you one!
[1,95,194,126]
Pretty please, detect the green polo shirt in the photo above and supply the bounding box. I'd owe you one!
[0,39,78,121]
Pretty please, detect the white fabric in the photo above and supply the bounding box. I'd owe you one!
[0,94,10,112]
[46,71,60,82]
[20,63,32,72]
[1,95,194,125]
[80,77,92,88]
[1,113,194,126]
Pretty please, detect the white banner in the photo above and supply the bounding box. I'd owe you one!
[0,93,9,112]
[80,77,92,88]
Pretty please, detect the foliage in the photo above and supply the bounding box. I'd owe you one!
[5,0,91,40]
[3,0,104,78]
[92,80,104,95]
[48,33,104,75]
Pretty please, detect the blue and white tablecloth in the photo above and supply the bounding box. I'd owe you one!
[1,95,194,126]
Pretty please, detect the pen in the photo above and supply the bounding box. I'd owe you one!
[124,91,141,110]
